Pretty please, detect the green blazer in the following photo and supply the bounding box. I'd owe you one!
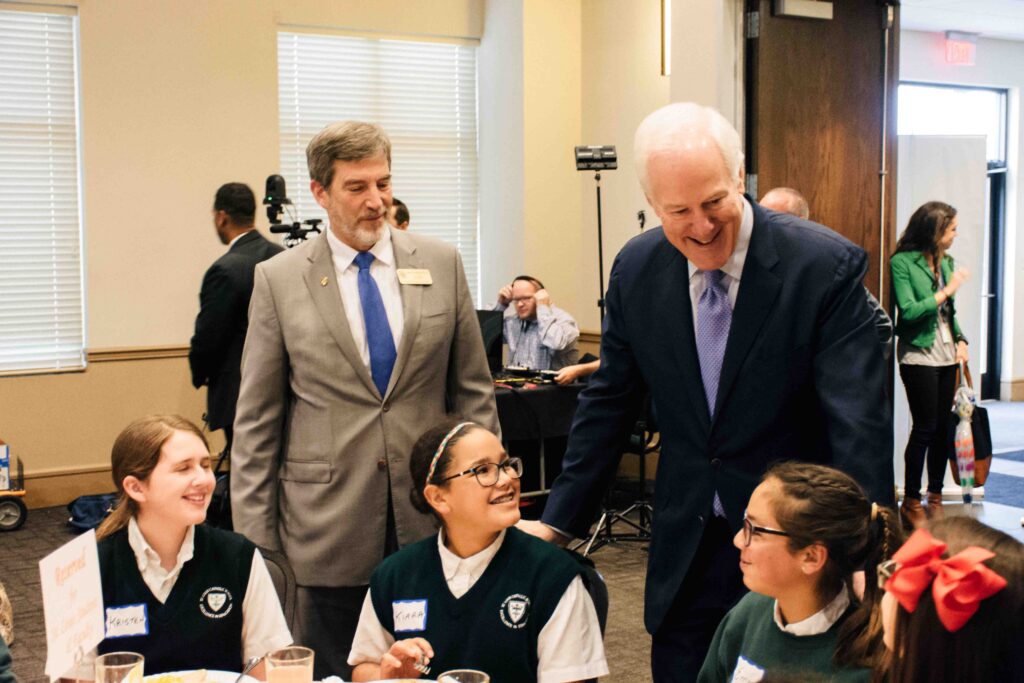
[890,250,965,349]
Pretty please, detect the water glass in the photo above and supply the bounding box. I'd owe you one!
[438,670,490,683]
[266,645,314,683]
[94,652,144,683]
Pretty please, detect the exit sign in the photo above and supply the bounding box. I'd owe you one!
[945,32,977,66]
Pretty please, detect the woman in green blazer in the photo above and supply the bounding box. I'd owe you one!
[891,201,969,529]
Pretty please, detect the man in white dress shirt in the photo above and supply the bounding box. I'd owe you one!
[231,121,499,678]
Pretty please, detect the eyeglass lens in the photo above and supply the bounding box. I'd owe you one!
[475,458,523,486]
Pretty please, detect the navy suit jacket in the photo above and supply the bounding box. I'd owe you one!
[542,201,894,634]
[189,230,283,431]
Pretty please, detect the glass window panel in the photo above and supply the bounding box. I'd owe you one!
[897,84,1006,163]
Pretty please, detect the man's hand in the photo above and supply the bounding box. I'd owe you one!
[497,284,513,306]
[555,360,599,385]
[533,288,551,308]
[380,638,434,679]
[516,519,569,547]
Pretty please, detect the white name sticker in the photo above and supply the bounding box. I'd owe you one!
[397,269,433,285]
[105,603,149,638]
[731,655,765,683]
[392,599,428,632]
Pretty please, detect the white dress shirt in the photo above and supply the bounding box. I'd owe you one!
[326,226,405,369]
[772,585,851,636]
[347,530,609,683]
[70,519,292,679]
[687,197,755,333]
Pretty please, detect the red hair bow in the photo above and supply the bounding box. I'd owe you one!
[883,528,1007,632]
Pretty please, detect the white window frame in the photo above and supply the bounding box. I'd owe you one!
[0,6,86,375]
[276,30,481,302]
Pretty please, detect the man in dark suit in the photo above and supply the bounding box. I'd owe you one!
[521,103,894,682]
[189,182,283,454]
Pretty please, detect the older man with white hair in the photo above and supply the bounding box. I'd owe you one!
[522,103,893,681]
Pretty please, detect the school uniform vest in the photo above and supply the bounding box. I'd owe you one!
[97,524,254,674]
[369,527,581,683]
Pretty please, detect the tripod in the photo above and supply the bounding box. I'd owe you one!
[573,402,658,556]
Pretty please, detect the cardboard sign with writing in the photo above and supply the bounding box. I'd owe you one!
[39,529,105,681]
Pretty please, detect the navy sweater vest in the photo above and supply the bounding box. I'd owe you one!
[369,527,581,683]
[97,524,254,674]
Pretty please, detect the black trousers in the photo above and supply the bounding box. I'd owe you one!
[651,515,746,683]
[899,363,958,497]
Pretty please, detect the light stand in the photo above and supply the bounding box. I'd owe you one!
[575,146,617,320]
[572,145,655,556]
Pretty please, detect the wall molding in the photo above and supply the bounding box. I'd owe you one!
[87,345,190,363]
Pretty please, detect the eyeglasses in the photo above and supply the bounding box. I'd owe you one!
[877,558,898,589]
[741,510,790,547]
[439,457,524,487]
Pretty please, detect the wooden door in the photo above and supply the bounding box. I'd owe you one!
[743,0,899,302]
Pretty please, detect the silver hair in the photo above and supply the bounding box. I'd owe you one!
[633,103,744,193]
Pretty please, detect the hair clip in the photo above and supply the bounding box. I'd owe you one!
[883,528,1007,632]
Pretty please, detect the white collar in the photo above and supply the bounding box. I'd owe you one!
[127,516,195,575]
[326,223,395,269]
[437,529,506,583]
[688,196,754,283]
[773,585,851,636]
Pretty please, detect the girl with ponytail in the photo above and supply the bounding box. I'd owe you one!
[76,415,291,679]
[698,462,902,682]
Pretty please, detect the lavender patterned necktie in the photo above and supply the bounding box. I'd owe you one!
[697,269,732,517]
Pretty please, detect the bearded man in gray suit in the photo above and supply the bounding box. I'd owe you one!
[231,121,499,678]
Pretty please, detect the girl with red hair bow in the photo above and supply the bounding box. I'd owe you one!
[879,517,1024,682]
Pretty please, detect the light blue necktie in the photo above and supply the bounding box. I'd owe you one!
[697,269,732,518]
[354,252,396,398]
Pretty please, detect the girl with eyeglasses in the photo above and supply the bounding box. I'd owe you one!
[878,517,1023,683]
[698,462,902,683]
[347,419,608,682]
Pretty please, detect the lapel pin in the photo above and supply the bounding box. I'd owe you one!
[320,276,329,286]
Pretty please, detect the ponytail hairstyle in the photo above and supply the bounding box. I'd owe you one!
[408,418,484,521]
[884,517,1024,683]
[764,462,903,669]
[96,415,208,540]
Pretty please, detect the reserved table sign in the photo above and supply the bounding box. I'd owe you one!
[39,529,105,681]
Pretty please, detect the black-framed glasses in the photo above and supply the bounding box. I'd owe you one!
[876,559,898,589]
[439,457,524,487]
[741,510,790,547]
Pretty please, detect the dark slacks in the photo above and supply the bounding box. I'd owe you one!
[899,363,958,497]
[292,496,400,680]
[651,515,746,683]
[294,585,368,680]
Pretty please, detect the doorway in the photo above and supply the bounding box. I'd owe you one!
[897,82,1009,400]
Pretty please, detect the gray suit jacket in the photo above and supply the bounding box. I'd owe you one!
[231,228,499,587]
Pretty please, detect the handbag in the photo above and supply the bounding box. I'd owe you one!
[947,362,993,486]
[66,492,118,533]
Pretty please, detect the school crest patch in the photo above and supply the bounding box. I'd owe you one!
[499,593,531,629]
[199,586,233,618]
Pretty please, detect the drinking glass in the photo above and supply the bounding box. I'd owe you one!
[438,670,490,683]
[266,646,314,683]
[94,652,144,683]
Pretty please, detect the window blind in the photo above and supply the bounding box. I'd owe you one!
[277,31,480,301]
[0,9,84,373]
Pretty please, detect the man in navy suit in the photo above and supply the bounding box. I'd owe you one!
[189,183,283,455]
[522,103,893,681]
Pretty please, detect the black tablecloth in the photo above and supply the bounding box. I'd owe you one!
[494,382,583,440]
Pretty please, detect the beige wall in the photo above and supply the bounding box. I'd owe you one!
[3,0,484,507]
[4,0,732,506]
[577,0,672,332]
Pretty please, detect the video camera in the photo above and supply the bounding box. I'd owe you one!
[264,174,322,248]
